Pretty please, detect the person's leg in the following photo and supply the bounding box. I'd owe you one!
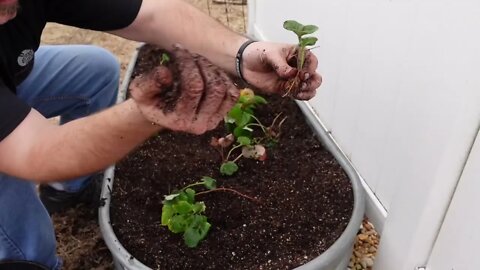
[0,45,119,267]
[0,175,61,269]
[16,44,120,192]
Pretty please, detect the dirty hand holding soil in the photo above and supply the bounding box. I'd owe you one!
[129,46,239,135]
[241,41,322,100]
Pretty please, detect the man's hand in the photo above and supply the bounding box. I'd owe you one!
[241,41,322,100]
[130,46,239,135]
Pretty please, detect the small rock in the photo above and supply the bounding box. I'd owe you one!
[358,234,368,241]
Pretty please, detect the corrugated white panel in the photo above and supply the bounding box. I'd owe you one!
[250,0,480,268]
[427,130,480,269]
[374,1,480,268]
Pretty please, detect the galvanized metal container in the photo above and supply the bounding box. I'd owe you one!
[99,45,365,270]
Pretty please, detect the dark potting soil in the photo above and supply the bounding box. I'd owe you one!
[110,45,354,270]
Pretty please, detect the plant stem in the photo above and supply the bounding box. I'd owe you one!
[226,144,243,161]
[248,115,267,133]
[196,187,260,203]
[232,153,243,163]
[182,182,205,191]
[298,46,306,70]
[245,123,267,134]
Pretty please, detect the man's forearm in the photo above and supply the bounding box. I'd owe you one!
[0,99,160,182]
[112,0,248,74]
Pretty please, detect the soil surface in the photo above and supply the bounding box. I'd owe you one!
[110,46,354,270]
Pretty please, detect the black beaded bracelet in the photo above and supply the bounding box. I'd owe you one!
[235,39,257,86]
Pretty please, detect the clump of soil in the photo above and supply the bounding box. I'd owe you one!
[129,45,181,112]
[129,44,232,114]
[110,45,354,269]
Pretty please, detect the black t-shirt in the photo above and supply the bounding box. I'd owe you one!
[0,0,142,140]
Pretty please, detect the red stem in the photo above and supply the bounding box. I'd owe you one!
[196,188,260,203]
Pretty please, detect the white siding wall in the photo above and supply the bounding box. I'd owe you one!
[249,0,480,268]
[427,130,480,269]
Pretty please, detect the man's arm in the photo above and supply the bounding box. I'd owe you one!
[0,47,238,183]
[111,0,321,100]
[110,0,246,75]
[0,99,159,182]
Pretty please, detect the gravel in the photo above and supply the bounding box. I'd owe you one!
[349,219,380,270]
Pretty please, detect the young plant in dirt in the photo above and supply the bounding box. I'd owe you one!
[159,52,170,65]
[283,20,319,96]
[161,176,258,247]
[211,89,287,176]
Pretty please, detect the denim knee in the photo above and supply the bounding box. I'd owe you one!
[0,177,62,269]
[79,46,120,103]
[85,46,120,88]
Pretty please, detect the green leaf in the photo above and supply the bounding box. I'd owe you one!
[300,37,318,47]
[237,136,251,146]
[192,202,206,213]
[183,216,211,248]
[184,188,196,203]
[225,116,236,124]
[227,104,243,123]
[237,112,252,127]
[164,193,180,202]
[233,126,252,138]
[253,95,268,105]
[161,205,174,225]
[201,176,217,190]
[173,200,194,214]
[177,191,190,202]
[300,25,319,35]
[168,214,190,233]
[220,161,239,176]
[244,107,255,115]
[160,53,170,65]
[283,20,303,35]
[238,95,251,104]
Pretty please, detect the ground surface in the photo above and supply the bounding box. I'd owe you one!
[39,1,378,269]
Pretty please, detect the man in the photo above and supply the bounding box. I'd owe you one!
[0,0,321,268]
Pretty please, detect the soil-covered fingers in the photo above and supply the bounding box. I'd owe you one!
[173,46,205,130]
[193,55,230,131]
[267,46,298,79]
[295,72,322,100]
[129,66,173,104]
[294,51,321,100]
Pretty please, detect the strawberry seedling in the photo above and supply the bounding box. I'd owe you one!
[161,176,258,247]
[211,89,287,176]
[282,20,318,96]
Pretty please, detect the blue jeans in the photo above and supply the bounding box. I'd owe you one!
[0,45,119,269]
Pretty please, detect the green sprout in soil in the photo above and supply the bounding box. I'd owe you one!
[161,176,258,247]
[160,52,170,65]
[283,20,318,95]
[211,89,287,176]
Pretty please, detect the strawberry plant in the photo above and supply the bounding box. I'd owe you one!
[161,176,258,247]
[211,89,287,176]
[161,176,216,247]
[282,20,319,95]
